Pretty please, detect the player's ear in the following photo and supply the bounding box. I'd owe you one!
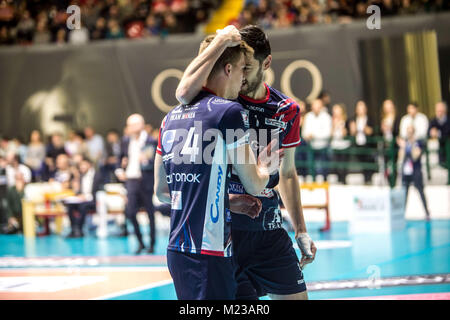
[224,63,232,77]
[263,55,272,70]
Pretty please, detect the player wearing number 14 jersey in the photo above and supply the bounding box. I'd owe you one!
[176,25,317,300]
[154,36,281,300]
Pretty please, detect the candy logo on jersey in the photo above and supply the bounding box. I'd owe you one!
[210,166,223,223]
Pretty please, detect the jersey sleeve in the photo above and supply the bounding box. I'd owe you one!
[219,103,249,150]
[282,103,301,148]
[156,116,167,155]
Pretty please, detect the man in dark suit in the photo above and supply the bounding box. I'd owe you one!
[65,157,103,238]
[429,101,449,167]
[116,114,157,254]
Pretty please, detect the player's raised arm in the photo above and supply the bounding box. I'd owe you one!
[176,25,241,105]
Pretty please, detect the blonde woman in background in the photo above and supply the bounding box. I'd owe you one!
[24,130,46,181]
[381,99,400,142]
[331,104,350,184]
[380,99,400,186]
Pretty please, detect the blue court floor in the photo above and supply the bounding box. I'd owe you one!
[0,220,449,300]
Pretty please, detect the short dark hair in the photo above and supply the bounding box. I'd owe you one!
[199,35,253,78]
[408,102,419,109]
[239,25,271,64]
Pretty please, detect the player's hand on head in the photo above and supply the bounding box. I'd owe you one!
[216,25,241,47]
[229,194,262,219]
[296,233,316,269]
[258,139,285,175]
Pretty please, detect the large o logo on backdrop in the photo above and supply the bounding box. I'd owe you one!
[151,68,184,113]
[281,60,322,103]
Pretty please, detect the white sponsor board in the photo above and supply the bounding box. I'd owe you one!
[350,187,406,234]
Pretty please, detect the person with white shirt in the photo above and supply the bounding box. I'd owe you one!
[399,102,429,141]
[5,154,31,188]
[64,157,103,238]
[84,127,105,165]
[302,99,332,181]
[116,114,157,255]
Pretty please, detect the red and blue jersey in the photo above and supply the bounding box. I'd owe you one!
[230,83,301,231]
[157,89,248,257]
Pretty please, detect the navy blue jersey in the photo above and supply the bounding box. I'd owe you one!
[157,89,248,257]
[230,83,301,231]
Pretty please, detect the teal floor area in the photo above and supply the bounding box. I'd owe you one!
[0,220,449,300]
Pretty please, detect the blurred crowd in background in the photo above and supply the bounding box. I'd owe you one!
[0,94,448,235]
[296,95,448,183]
[1,0,449,46]
[0,0,221,45]
[0,122,160,237]
[236,0,450,28]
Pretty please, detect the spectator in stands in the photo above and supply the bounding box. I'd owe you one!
[84,126,105,165]
[12,137,27,163]
[0,26,13,45]
[106,19,125,39]
[0,136,8,158]
[90,16,107,41]
[55,28,67,44]
[16,10,35,45]
[65,130,86,158]
[349,100,375,184]
[24,130,46,181]
[318,90,332,112]
[399,102,429,142]
[5,154,31,188]
[381,99,400,143]
[302,98,332,181]
[3,170,26,234]
[0,135,18,157]
[103,129,121,183]
[0,155,8,233]
[116,114,157,254]
[33,16,51,44]
[143,13,161,37]
[65,157,103,238]
[295,100,309,177]
[381,99,401,186]
[44,132,66,181]
[428,101,449,167]
[50,153,72,189]
[330,103,350,184]
[399,125,430,220]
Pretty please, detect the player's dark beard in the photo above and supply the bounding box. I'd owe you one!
[240,64,264,96]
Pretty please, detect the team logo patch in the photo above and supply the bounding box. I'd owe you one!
[171,191,182,210]
[162,130,176,152]
[240,110,249,128]
[265,118,287,129]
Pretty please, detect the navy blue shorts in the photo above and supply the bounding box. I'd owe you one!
[167,249,237,300]
[232,228,307,299]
